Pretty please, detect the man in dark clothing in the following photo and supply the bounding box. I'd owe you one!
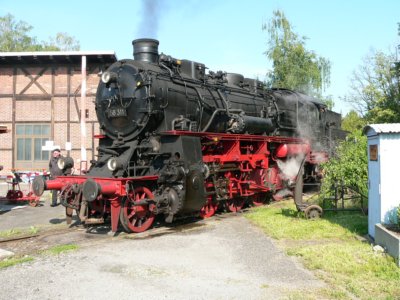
[49,148,63,207]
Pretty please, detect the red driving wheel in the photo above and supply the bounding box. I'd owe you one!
[252,194,265,206]
[200,197,218,218]
[120,186,155,233]
[226,198,245,212]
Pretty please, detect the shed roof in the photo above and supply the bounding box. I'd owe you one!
[0,51,117,65]
[363,123,400,136]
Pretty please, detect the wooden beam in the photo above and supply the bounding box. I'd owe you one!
[67,66,71,157]
[19,67,49,95]
[15,94,52,100]
[12,67,16,169]
[51,67,55,139]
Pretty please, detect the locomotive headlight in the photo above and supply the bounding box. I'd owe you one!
[101,71,117,84]
[107,157,123,172]
[57,158,65,170]
[57,157,74,171]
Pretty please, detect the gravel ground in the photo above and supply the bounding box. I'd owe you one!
[0,214,324,300]
[0,190,67,231]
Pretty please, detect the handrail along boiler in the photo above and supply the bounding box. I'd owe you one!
[32,39,345,232]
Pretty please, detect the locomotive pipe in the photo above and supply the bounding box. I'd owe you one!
[32,176,65,196]
[79,200,88,222]
[200,109,224,132]
[98,146,119,156]
[200,108,243,132]
[45,179,66,190]
[82,178,118,202]
[216,89,230,115]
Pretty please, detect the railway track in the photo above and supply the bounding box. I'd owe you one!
[0,226,90,256]
[0,208,249,257]
[0,233,40,244]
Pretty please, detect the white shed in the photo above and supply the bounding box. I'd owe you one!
[363,124,400,238]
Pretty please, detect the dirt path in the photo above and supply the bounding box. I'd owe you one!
[0,214,324,299]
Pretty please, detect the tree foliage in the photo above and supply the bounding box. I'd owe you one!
[47,32,80,51]
[264,10,331,99]
[321,131,368,199]
[341,110,367,133]
[322,24,400,201]
[0,14,80,52]
[344,49,400,123]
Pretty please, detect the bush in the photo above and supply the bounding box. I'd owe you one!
[397,204,400,225]
[320,130,368,199]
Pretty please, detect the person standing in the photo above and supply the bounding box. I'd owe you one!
[48,148,63,207]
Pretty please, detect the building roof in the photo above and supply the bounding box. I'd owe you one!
[0,51,118,65]
[363,123,400,136]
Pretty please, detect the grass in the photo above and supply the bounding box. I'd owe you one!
[0,228,23,238]
[0,241,78,270]
[246,201,400,300]
[0,226,40,238]
[43,244,79,255]
[0,256,34,269]
[0,223,67,240]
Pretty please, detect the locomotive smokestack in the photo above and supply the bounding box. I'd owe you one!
[132,38,159,63]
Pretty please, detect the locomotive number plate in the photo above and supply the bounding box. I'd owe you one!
[107,107,127,118]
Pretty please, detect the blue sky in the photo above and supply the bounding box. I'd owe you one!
[1,0,399,114]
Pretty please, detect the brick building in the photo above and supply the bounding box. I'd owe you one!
[0,51,117,174]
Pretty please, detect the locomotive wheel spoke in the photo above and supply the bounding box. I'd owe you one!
[120,186,155,233]
[127,211,136,219]
[200,198,217,218]
[130,216,138,227]
[226,198,244,212]
[252,194,265,206]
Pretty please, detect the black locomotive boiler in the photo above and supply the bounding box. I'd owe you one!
[33,39,345,233]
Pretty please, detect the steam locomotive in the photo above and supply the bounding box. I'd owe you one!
[33,39,345,233]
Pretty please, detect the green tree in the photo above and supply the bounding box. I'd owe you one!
[264,10,331,99]
[321,130,368,199]
[344,49,400,123]
[341,110,367,133]
[0,14,38,51]
[46,32,80,51]
[0,14,80,52]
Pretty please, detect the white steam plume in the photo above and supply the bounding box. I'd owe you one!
[277,155,305,182]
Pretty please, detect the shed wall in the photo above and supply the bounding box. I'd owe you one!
[0,62,109,174]
[367,129,400,238]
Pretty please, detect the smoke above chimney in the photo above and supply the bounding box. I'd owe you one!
[137,0,166,38]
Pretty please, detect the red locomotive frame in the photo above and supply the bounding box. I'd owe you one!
[37,130,327,233]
